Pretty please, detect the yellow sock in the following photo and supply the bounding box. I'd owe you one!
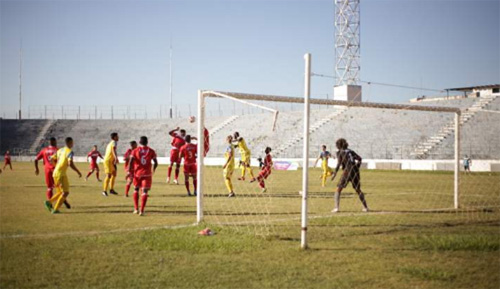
[241,166,246,178]
[225,179,233,193]
[110,175,116,190]
[322,174,327,186]
[248,167,255,178]
[53,194,67,211]
[103,175,110,191]
[49,191,63,203]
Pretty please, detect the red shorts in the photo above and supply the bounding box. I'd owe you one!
[44,168,55,189]
[183,163,197,175]
[259,168,271,180]
[5,159,11,165]
[90,162,98,170]
[170,149,180,164]
[133,175,152,189]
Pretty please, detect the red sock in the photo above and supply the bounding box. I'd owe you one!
[133,190,139,210]
[96,171,100,179]
[259,179,265,189]
[46,188,53,200]
[193,179,197,193]
[140,193,148,212]
[167,166,172,178]
[185,180,190,193]
[175,166,180,180]
[125,183,131,196]
[86,171,92,178]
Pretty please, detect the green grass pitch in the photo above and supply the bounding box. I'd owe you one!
[1,162,499,289]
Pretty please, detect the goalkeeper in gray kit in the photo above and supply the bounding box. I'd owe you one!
[330,138,369,213]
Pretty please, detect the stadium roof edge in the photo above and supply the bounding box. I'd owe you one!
[445,84,500,92]
[201,90,461,113]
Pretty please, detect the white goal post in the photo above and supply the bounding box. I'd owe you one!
[195,53,461,249]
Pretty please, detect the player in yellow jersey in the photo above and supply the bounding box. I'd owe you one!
[102,132,119,196]
[314,145,334,187]
[223,135,236,198]
[233,132,255,181]
[44,137,82,214]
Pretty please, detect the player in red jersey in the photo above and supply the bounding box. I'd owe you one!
[251,147,273,193]
[123,141,138,197]
[128,136,158,216]
[34,137,71,208]
[179,135,198,196]
[167,127,186,184]
[85,145,103,181]
[3,150,12,170]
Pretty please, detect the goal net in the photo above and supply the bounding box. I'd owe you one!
[195,89,500,247]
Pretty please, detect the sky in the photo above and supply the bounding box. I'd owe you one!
[1,0,499,118]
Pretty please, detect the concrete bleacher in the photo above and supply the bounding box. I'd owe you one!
[0,120,51,155]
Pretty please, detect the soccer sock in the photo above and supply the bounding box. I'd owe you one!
[46,188,53,200]
[193,179,197,193]
[357,192,368,208]
[248,167,255,178]
[175,165,180,180]
[133,190,139,210]
[53,193,68,211]
[96,171,100,180]
[321,174,327,186]
[185,180,190,193]
[225,179,233,193]
[125,182,131,196]
[259,179,265,189]
[140,192,148,212]
[167,166,172,179]
[241,166,246,177]
[110,175,116,190]
[49,191,63,203]
[334,191,341,210]
[103,176,110,191]
[86,171,92,178]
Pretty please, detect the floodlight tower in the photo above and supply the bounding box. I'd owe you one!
[334,0,362,102]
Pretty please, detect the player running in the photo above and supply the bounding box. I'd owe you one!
[128,136,158,216]
[250,147,273,193]
[224,135,236,198]
[102,132,119,196]
[179,135,198,196]
[330,138,369,213]
[233,132,254,181]
[44,137,82,214]
[3,150,12,170]
[124,141,138,197]
[313,145,334,187]
[85,145,103,181]
[167,127,186,184]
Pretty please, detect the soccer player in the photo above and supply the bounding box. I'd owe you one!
[188,116,210,157]
[102,132,119,196]
[44,137,82,214]
[3,150,12,170]
[85,145,103,181]
[330,138,369,213]
[128,136,158,216]
[124,141,138,197]
[167,127,186,184]
[223,135,236,198]
[250,147,273,193]
[233,132,254,181]
[313,145,334,187]
[179,135,198,196]
[463,155,472,174]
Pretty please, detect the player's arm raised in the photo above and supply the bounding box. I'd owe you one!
[169,127,180,137]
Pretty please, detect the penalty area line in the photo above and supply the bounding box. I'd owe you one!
[0,223,197,240]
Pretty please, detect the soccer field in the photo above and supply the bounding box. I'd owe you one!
[1,162,499,289]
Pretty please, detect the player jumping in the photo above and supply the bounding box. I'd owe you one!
[179,135,198,196]
[188,116,210,157]
[124,141,138,197]
[233,132,254,181]
[313,145,334,187]
[128,136,158,216]
[44,137,82,214]
[102,132,119,196]
[167,127,186,184]
[250,147,273,193]
[330,138,369,213]
[224,135,236,198]
[85,145,103,181]
[3,150,12,170]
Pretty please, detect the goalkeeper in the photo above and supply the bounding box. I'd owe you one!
[330,138,369,213]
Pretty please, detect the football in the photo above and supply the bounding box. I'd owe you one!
[189,116,196,123]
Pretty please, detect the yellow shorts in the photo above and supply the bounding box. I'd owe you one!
[322,165,333,176]
[241,153,251,164]
[223,168,234,179]
[53,174,70,192]
[104,161,116,174]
